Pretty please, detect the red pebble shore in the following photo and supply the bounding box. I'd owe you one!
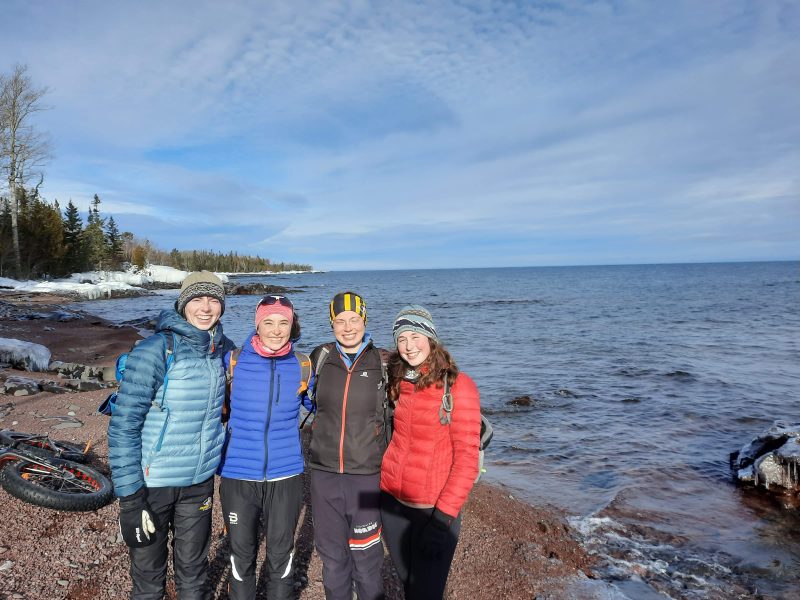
[0,295,595,599]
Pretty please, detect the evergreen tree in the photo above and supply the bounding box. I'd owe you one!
[82,194,106,270]
[62,199,84,273]
[104,216,124,269]
[169,248,183,269]
[0,197,13,276]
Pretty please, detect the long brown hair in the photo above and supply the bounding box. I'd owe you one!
[387,338,459,404]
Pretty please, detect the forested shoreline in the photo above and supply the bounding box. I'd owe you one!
[1,64,310,280]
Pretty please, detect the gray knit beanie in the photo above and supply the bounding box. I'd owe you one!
[393,305,438,344]
[175,271,226,316]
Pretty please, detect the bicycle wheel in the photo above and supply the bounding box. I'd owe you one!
[0,458,114,511]
[0,431,89,463]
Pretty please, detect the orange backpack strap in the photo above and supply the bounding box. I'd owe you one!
[294,351,312,395]
[223,348,242,423]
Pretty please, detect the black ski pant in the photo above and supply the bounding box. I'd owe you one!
[310,469,385,600]
[220,475,303,600]
[128,477,215,600]
[380,492,461,600]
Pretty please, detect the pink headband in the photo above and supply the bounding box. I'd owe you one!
[255,303,294,328]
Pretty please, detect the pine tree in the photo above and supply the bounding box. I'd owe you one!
[0,197,13,276]
[62,199,84,273]
[104,216,123,269]
[82,194,106,270]
[169,248,183,269]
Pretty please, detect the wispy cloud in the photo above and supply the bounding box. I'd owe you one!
[1,0,797,269]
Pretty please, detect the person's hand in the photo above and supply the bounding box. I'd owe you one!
[419,509,453,559]
[118,487,157,547]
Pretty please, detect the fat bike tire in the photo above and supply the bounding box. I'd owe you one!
[0,431,89,463]
[0,458,113,511]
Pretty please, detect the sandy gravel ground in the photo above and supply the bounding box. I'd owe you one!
[0,295,600,599]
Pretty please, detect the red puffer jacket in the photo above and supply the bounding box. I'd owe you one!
[380,373,481,519]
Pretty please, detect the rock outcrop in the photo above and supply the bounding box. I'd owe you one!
[730,421,800,493]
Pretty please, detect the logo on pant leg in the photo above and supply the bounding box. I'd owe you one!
[349,522,381,550]
[199,496,213,511]
[228,512,239,525]
[353,521,378,534]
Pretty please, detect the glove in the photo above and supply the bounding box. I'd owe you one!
[419,508,454,559]
[118,487,157,548]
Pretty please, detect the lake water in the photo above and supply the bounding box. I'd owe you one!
[74,262,800,598]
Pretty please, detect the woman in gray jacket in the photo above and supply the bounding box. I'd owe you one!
[108,271,234,600]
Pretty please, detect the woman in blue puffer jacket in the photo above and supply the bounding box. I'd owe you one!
[108,271,234,600]
[218,294,313,600]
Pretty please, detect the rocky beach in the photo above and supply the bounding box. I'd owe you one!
[0,293,603,600]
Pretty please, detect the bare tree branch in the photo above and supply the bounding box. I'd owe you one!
[0,63,52,276]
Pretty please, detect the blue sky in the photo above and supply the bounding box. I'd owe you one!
[1,0,798,270]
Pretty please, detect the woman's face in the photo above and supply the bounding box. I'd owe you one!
[396,331,431,368]
[184,296,222,331]
[257,313,292,351]
[331,310,366,353]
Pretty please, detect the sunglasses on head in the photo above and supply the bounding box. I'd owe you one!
[258,295,293,309]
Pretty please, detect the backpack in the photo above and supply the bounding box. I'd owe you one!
[305,342,392,439]
[439,376,494,482]
[224,348,312,424]
[97,332,176,416]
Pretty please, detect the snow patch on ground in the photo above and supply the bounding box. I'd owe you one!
[0,265,228,299]
[0,338,52,371]
[13,279,141,300]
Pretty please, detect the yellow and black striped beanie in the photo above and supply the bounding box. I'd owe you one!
[329,291,367,324]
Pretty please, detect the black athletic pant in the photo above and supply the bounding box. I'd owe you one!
[310,469,385,600]
[220,475,303,600]
[128,477,215,600]
[380,492,461,600]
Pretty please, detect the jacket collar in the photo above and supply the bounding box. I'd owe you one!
[156,308,228,356]
[335,332,373,368]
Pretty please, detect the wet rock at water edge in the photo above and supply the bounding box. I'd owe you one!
[225,282,300,296]
[730,420,800,495]
[507,395,534,407]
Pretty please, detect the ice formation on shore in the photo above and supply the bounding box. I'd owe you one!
[0,338,52,371]
[731,421,800,492]
[0,265,228,299]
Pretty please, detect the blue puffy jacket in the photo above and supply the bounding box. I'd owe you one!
[108,309,234,498]
[218,337,311,481]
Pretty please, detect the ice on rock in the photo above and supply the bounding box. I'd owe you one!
[0,338,52,371]
[731,420,800,493]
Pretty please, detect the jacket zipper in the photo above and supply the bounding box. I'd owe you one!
[338,353,363,473]
[264,359,276,479]
[195,331,215,478]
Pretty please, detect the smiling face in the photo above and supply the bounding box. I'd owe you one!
[184,296,222,331]
[257,313,293,351]
[332,310,366,353]
[396,331,432,368]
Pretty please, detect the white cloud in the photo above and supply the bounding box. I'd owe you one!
[0,0,797,269]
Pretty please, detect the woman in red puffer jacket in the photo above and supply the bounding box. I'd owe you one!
[380,305,481,600]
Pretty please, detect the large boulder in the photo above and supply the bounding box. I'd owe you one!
[730,421,800,493]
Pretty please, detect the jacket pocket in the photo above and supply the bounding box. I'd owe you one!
[144,408,171,476]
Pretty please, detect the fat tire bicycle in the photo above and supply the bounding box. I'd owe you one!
[0,429,114,511]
